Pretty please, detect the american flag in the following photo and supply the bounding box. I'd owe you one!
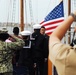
[40,1,64,35]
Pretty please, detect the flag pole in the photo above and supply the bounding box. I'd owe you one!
[20,0,24,31]
[68,0,71,44]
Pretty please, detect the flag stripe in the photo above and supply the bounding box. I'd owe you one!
[46,25,57,30]
[40,21,44,24]
[45,29,55,33]
[46,32,52,35]
[45,22,62,28]
[43,18,64,33]
[41,18,64,27]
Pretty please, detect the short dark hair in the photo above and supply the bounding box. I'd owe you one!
[13,27,19,35]
[41,26,45,29]
[0,33,9,41]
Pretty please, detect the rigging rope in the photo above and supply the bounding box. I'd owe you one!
[28,0,34,25]
[6,0,12,27]
[36,0,38,23]
[12,0,16,26]
[24,0,28,29]
[45,0,51,16]
[17,0,19,24]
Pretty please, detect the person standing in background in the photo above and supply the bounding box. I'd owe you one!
[18,30,34,75]
[13,27,21,39]
[12,27,22,66]
[40,26,49,75]
[31,24,45,75]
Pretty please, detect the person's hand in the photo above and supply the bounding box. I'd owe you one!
[8,35,16,42]
[34,63,36,68]
[44,58,47,62]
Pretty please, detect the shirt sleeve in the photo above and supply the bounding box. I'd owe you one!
[5,37,25,50]
[49,41,71,66]
[49,41,76,75]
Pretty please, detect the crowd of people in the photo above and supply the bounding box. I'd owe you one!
[0,27,24,75]
[1,11,76,75]
[0,24,49,75]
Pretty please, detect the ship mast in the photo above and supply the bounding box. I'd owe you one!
[20,0,24,31]
[68,0,71,44]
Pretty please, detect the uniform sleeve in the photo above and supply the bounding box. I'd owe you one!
[49,41,71,66]
[49,41,76,75]
[5,37,25,50]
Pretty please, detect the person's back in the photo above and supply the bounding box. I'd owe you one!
[13,27,22,39]
[31,24,45,75]
[32,29,45,59]
[18,30,32,66]
[12,27,22,65]
[18,30,34,75]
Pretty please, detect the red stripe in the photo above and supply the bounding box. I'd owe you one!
[40,21,44,24]
[41,19,64,35]
[46,32,52,36]
[42,19,64,26]
[45,26,57,30]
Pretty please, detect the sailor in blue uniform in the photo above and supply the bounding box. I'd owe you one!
[18,30,34,75]
[31,24,45,75]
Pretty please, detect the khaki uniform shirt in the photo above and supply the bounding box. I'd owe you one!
[0,37,24,73]
[49,41,76,75]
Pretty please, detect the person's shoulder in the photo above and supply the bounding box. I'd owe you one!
[49,41,72,52]
[13,34,22,39]
[17,35,22,39]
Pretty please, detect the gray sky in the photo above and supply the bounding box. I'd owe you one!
[0,0,62,24]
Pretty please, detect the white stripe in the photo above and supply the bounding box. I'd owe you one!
[45,29,55,33]
[41,17,64,25]
[45,22,62,28]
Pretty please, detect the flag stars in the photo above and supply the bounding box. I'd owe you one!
[45,1,64,21]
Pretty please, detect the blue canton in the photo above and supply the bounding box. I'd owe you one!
[44,1,64,22]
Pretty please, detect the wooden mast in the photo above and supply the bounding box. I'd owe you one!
[20,0,24,31]
[68,0,71,44]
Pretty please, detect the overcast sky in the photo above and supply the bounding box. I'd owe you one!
[0,0,76,24]
[0,0,76,34]
[1,0,75,24]
[0,0,62,24]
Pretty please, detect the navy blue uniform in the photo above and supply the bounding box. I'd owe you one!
[31,30,45,75]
